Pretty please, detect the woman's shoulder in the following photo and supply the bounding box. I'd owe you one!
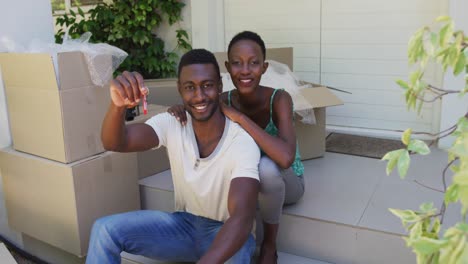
[271,88,293,106]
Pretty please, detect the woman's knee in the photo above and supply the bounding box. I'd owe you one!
[258,157,283,189]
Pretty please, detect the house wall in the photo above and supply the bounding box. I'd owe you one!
[0,0,55,247]
[190,0,225,52]
[438,0,468,149]
[196,0,450,139]
[321,0,447,135]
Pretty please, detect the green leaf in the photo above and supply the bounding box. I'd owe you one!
[449,136,468,157]
[445,184,460,205]
[382,149,405,175]
[457,117,468,133]
[453,172,468,186]
[436,16,451,22]
[420,202,435,212]
[431,217,441,235]
[398,150,411,178]
[408,139,430,155]
[402,128,412,145]
[78,7,85,17]
[454,53,466,76]
[397,80,410,90]
[410,237,448,255]
[459,186,468,216]
[389,208,419,223]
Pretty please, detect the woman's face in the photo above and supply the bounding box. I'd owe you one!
[226,39,268,94]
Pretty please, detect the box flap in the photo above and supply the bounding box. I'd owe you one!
[58,51,95,90]
[300,86,344,108]
[215,47,293,73]
[0,53,58,91]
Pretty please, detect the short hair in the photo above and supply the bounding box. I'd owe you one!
[178,49,220,79]
[227,31,266,60]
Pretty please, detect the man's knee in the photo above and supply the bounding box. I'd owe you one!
[91,215,120,239]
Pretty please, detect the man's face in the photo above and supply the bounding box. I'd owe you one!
[178,63,222,122]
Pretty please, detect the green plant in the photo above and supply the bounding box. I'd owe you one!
[55,0,191,78]
[383,16,468,263]
[51,0,66,12]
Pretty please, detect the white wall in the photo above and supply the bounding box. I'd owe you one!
[0,0,54,247]
[156,0,192,55]
[190,0,225,51]
[205,0,449,138]
[438,0,468,149]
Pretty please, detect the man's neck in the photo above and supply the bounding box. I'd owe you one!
[192,109,226,158]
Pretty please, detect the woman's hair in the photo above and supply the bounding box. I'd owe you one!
[178,49,221,78]
[227,31,266,60]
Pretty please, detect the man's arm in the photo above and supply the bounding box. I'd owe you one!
[198,177,259,264]
[101,71,159,152]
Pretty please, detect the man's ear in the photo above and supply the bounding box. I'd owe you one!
[177,80,182,96]
[218,77,223,93]
[262,61,269,74]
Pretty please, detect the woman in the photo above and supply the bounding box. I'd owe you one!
[169,31,305,264]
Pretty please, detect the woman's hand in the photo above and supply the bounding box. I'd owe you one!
[220,100,244,124]
[167,104,187,125]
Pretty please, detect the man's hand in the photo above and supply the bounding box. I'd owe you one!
[101,71,158,152]
[110,71,148,109]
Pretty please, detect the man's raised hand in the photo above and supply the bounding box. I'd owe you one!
[110,71,148,108]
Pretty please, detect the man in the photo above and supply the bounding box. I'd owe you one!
[85,49,260,264]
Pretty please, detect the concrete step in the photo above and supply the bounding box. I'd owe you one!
[138,149,451,264]
[121,251,331,264]
[0,243,17,264]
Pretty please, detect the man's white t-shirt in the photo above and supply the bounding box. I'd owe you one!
[145,112,260,222]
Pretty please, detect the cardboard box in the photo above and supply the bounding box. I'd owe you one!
[144,78,180,107]
[127,104,171,179]
[145,48,343,160]
[0,52,110,163]
[0,147,140,257]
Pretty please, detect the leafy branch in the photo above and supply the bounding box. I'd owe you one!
[383,16,468,263]
[54,0,192,79]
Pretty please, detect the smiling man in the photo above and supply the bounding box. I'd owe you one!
[86,49,260,264]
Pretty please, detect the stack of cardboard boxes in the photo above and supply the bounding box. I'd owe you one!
[0,52,140,257]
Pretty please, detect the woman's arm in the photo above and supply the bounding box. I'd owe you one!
[221,90,297,169]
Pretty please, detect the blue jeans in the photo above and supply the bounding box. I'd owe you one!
[86,210,256,264]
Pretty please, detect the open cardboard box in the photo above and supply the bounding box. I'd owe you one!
[0,147,140,257]
[0,52,110,163]
[145,47,343,160]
